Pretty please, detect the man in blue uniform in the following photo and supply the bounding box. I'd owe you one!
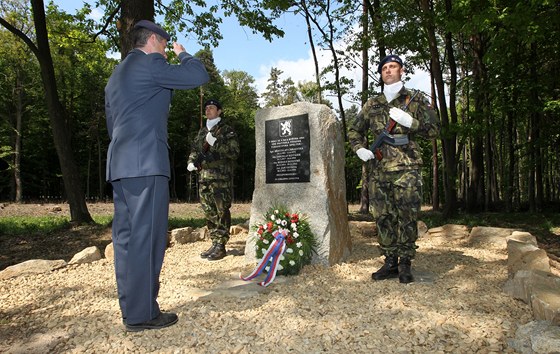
[105,20,209,331]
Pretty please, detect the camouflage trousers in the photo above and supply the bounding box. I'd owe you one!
[369,169,422,258]
[199,180,232,245]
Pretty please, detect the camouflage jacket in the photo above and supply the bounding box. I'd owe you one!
[188,120,239,181]
[348,87,440,172]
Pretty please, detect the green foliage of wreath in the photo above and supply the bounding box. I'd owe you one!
[253,205,317,276]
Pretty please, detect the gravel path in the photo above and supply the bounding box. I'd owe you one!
[0,220,533,353]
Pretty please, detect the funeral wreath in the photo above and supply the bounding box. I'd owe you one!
[253,205,317,275]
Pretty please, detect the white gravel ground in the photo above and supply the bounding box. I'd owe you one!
[0,219,533,353]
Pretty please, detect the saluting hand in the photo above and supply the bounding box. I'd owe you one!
[172,42,186,56]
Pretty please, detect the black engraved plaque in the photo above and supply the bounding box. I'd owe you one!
[265,114,310,183]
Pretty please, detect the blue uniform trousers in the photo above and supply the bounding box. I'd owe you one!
[111,176,169,324]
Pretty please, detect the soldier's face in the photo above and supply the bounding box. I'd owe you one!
[205,105,221,120]
[381,62,404,85]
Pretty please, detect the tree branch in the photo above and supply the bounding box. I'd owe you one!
[0,17,40,58]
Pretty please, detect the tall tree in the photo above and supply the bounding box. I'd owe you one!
[1,0,93,222]
[262,67,284,107]
[418,0,457,217]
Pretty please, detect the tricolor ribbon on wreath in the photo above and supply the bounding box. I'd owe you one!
[240,229,287,287]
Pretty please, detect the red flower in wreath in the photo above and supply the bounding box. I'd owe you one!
[290,213,299,224]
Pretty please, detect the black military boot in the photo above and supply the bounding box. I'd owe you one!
[200,243,216,258]
[398,257,414,284]
[371,256,399,280]
[207,243,226,261]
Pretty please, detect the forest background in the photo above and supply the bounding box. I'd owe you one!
[0,0,559,224]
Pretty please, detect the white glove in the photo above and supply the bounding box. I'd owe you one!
[205,132,217,146]
[356,148,375,162]
[389,107,413,128]
[187,163,197,171]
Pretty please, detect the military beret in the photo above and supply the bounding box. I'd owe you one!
[204,99,222,110]
[134,20,171,41]
[377,54,404,73]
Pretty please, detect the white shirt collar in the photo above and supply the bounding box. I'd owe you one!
[383,81,403,103]
[206,117,221,130]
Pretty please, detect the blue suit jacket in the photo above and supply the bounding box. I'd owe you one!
[105,49,209,181]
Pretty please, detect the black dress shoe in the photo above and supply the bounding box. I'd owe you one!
[207,243,226,261]
[200,243,216,258]
[125,312,178,332]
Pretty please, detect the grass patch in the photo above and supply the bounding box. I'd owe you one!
[0,216,248,236]
[0,216,71,236]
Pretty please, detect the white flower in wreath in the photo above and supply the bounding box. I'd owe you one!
[281,220,287,226]
[278,264,283,270]
[276,219,282,225]
[293,232,299,238]
[296,242,302,248]
[263,239,269,245]
[286,248,294,254]
[280,255,285,260]
[299,250,304,256]
[270,215,276,221]
[274,209,279,214]
[289,260,296,266]
[262,248,268,254]
[291,223,297,230]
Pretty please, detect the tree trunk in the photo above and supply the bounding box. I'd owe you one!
[30,0,93,223]
[359,0,369,214]
[467,32,486,212]
[14,70,23,202]
[362,0,385,214]
[505,108,515,212]
[420,0,456,217]
[301,0,322,104]
[118,0,155,57]
[442,0,459,214]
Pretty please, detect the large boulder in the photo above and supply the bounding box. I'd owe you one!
[0,259,66,280]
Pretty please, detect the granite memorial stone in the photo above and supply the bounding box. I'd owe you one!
[245,102,351,266]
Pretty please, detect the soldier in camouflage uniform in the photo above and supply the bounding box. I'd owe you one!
[348,55,439,283]
[187,99,239,261]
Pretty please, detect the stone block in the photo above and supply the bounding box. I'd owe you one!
[507,231,538,247]
[349,221,376,238]
[230,224,248,236]
[104,242,114,262]
[508,320,560,354]
[417,220,428,238]
[0,259,67,279]
[171,226,199,245]
[468,226,517,250]
[68,246,101,265]
[426,224,468,239]
[531,283,560,325]
[507,239,551,277]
